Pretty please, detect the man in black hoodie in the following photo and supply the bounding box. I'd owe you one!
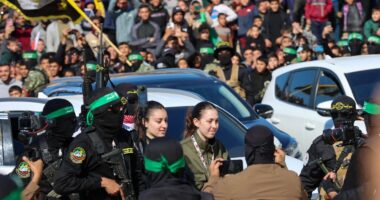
[149,0,170,35]
[242,56,272,106]
[263,0,290,45]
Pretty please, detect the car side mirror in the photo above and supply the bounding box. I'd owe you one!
[316,100,332,117]
[253,104,274,119]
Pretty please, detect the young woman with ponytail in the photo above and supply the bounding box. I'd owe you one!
[181,101,229,190]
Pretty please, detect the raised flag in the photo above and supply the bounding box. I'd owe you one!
[2,0,82,23]
[94,0,106,17]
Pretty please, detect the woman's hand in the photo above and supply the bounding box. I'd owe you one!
[208,158,224,177]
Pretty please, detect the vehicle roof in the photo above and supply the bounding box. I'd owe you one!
[109,68,216,85]
[274,55,380,75]
[0,88,204,115]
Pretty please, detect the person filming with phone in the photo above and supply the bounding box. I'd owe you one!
[203,125,307,200]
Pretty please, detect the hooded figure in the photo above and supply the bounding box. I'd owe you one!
[54,88,141,200]
[115,83,139,131]
[202,125,307,199]
[245,125,276,165]
[348,33,364,56]
[17,99,77,198]
[330,95,357,128]
[86,87,123,144]
[139,137,211,200]
[367,36,380,54]
[42,98,77,147]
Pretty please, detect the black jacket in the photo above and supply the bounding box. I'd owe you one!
[299,136,336,198]
[54,129,143,200]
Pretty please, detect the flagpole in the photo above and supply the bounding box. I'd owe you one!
[67,0,131,65]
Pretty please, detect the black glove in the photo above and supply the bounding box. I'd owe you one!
[321,178,340,193]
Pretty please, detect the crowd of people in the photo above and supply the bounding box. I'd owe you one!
[1,0,380,199]
[1,0,380,104]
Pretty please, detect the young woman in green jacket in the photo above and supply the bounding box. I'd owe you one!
[181,101,229,190]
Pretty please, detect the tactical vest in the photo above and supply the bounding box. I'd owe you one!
[34,134,70,199]
[319,142,353,200]
[216,65,246,99]
[85,128,136,200]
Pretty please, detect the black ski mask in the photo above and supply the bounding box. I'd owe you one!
[245,125,275,166]
[87,88,123,139]
[115,83,139,116]
[218,53,232,66]
[42,99,77,145]
[331,95,357,128]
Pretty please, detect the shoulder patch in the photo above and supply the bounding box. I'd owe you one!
[70,147,86,164]
[16,161,31,178]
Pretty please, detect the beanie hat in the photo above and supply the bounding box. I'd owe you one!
[245,125,275,165]
[115,83,138,105]
[331,95,356,112]
[42,99,75,119]
[172,6,184,15]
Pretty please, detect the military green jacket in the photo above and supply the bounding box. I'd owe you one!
[181,132,229,190]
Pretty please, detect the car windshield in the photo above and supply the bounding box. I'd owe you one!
[166,106,245,158]
[173,84,256,122]
[346,68,380,106]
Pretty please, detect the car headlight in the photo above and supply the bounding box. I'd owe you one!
[284,139,302,159]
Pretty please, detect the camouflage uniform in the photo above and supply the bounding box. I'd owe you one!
[23,69,49,96]
[136,62,155,73]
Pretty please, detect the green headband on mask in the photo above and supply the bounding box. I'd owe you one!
[283,47,297,55]
[200,47,214,54]
[128,54,144,61]
[144,155,185,173]
[86,63,97,71]
[337,40,348,47]
[368,36,380,45]
[86,92,120,125]
[44,106,75,119]
[23,52,38,59]
[348,33,363,41]
[363,101,380,115]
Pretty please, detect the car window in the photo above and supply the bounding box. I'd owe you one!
[315,71,343,107]
[286,69,317,108]
[171,84,255,121]
[166,107,245,158]
[275,72,290,101]
[346,68,380,106]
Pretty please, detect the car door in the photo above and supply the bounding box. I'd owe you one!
[268,69,319,154]
[310,69,344,139]
[0,112,16,174]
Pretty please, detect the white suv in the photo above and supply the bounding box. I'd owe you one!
[262,55,380,154]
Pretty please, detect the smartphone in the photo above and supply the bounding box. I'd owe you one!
[219,160,243,176]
